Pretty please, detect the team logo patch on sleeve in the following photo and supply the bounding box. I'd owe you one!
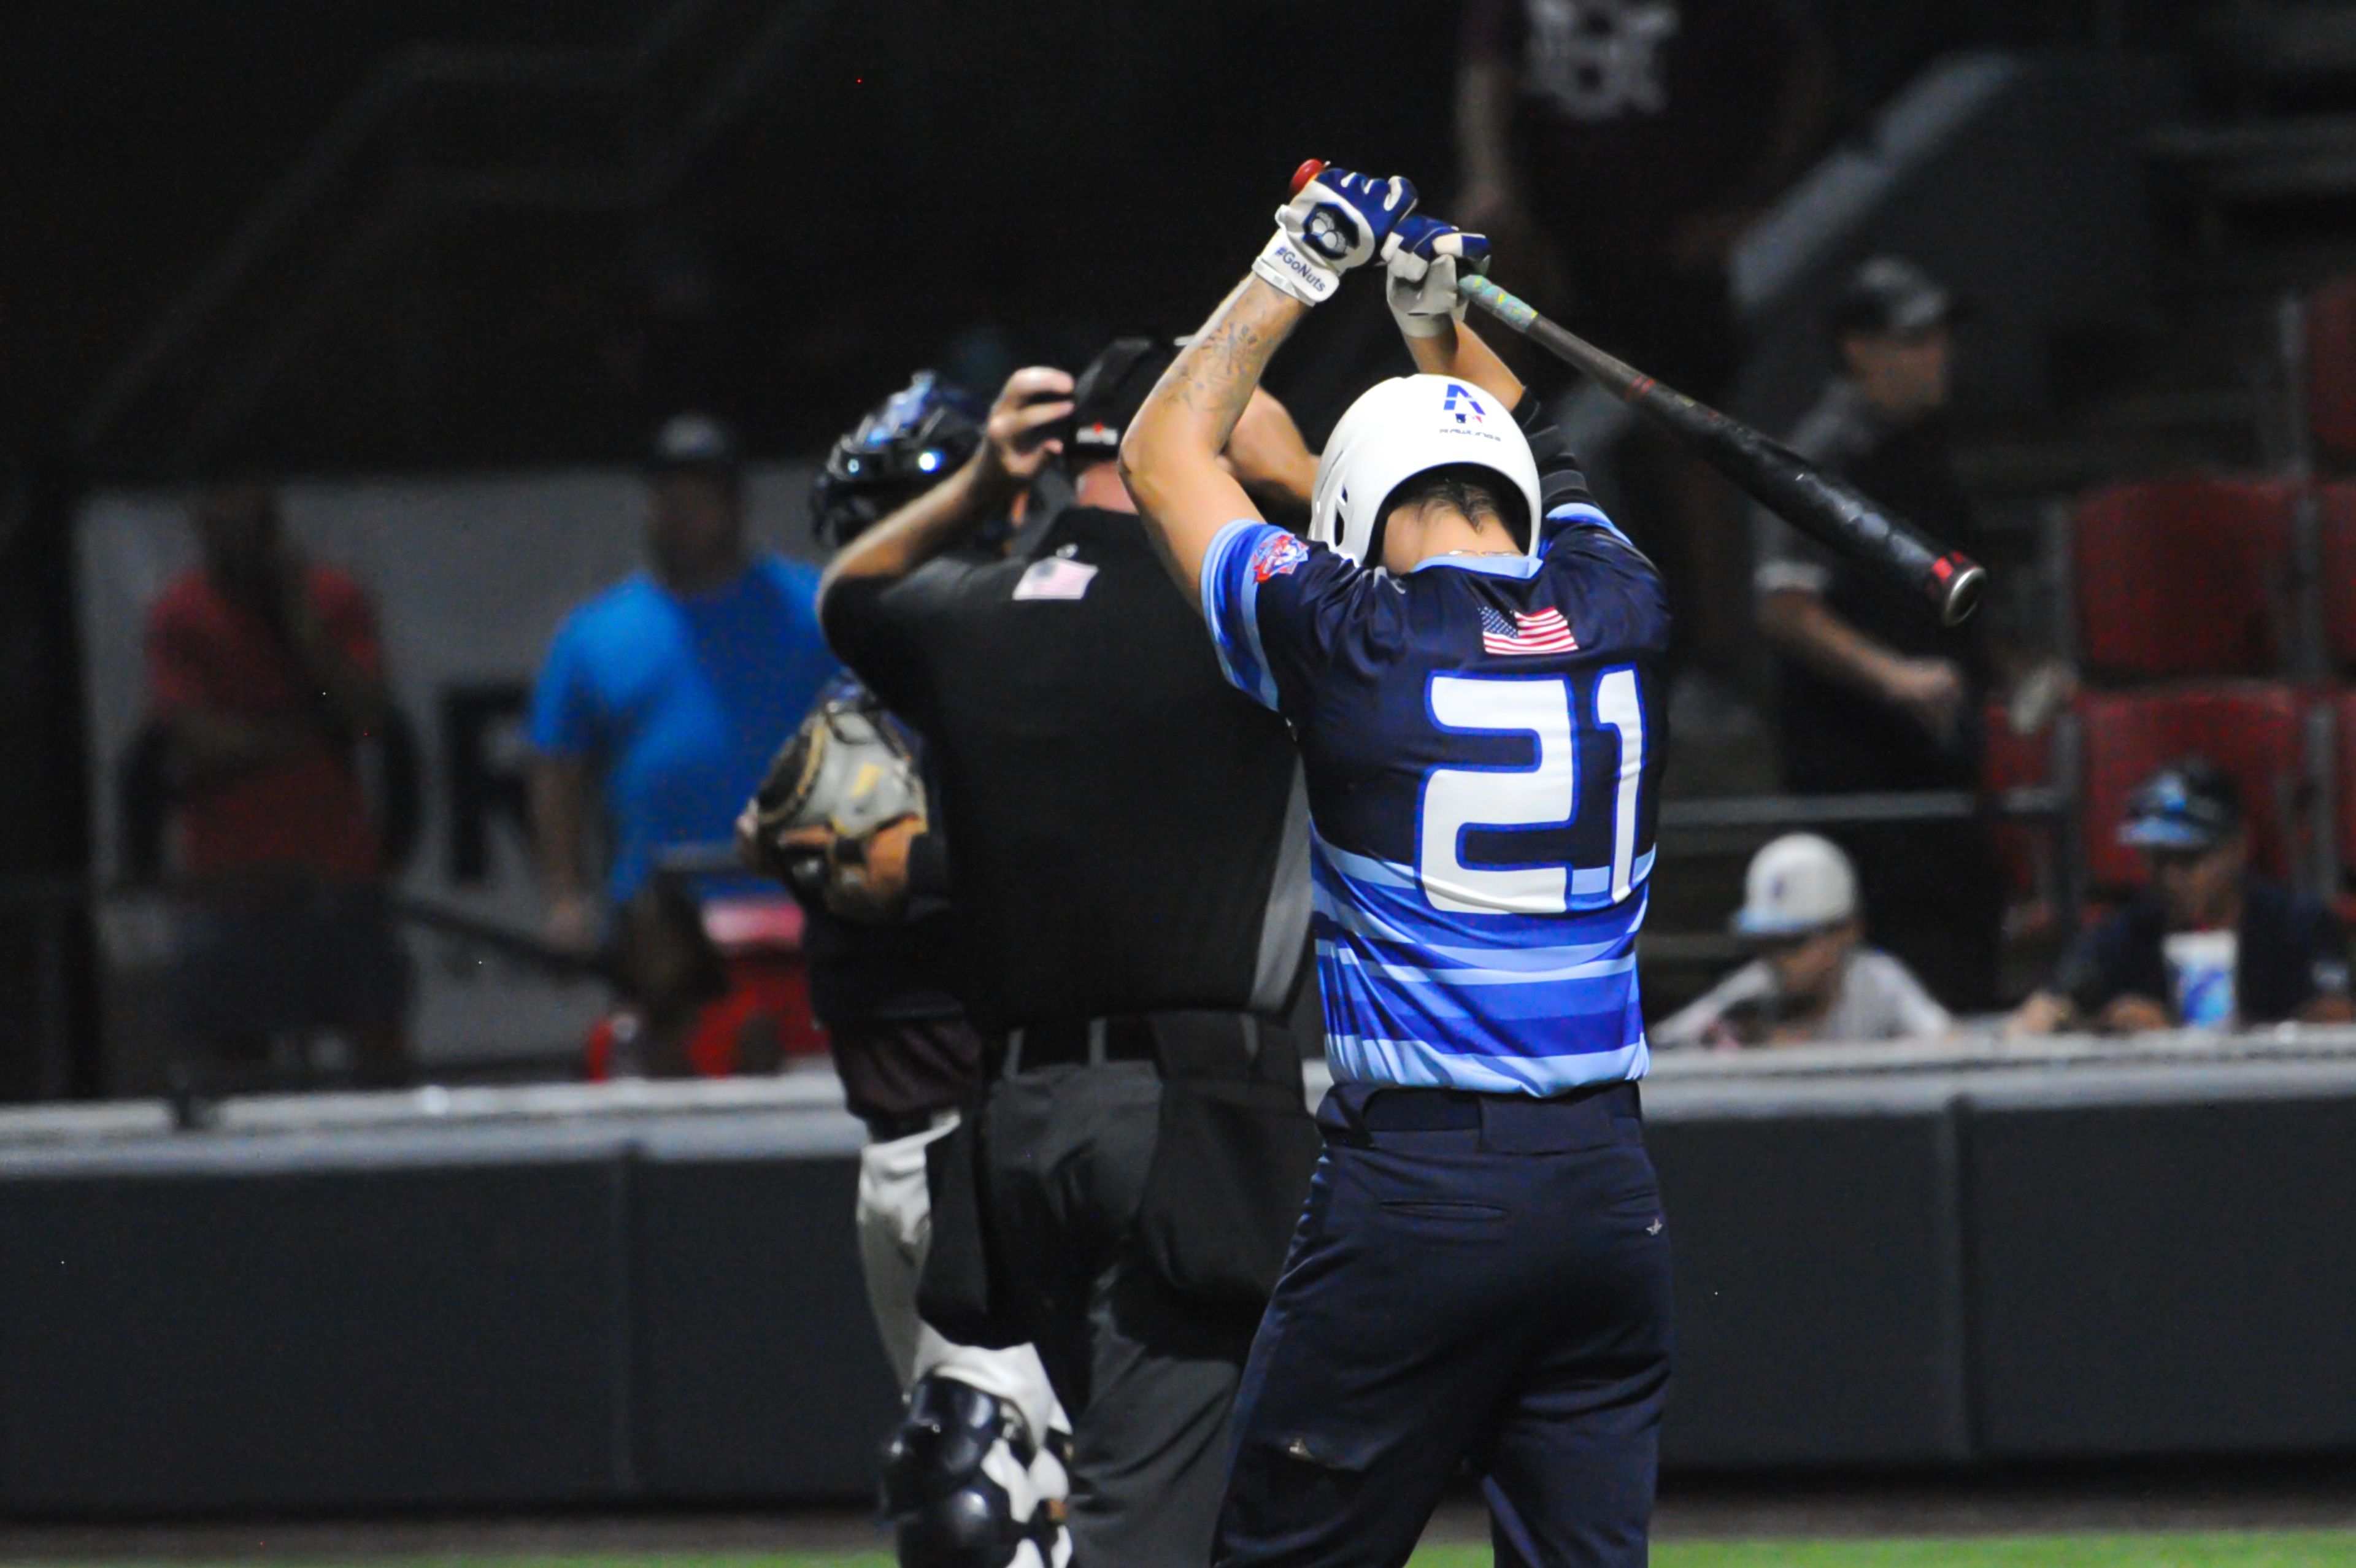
[1480,605,1579,655]
[1250,532,1312,582]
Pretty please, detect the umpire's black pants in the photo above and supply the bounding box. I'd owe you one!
[982,1058,1257,1568]
[1215,1080,1673,1568]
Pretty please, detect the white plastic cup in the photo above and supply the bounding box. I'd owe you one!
[2164,930,2239,1031]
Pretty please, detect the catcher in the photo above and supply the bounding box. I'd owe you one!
[740,373,1071,1568]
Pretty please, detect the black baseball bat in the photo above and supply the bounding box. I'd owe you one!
[1455,273,1985,626]
[1280,159,1984,625]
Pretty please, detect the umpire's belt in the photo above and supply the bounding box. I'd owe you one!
[1334,1080,1639,1153]
[1003,1015,1157,1072]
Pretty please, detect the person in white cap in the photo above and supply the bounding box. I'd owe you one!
[1654,832,1950,1049]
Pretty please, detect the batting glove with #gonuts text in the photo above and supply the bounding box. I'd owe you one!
[1385,213,1492,338]
[1253,162,1418,307]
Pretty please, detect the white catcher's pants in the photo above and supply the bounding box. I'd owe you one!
[857,1115,1066,1446]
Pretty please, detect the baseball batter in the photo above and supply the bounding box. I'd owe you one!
[1122,165,1674,1567]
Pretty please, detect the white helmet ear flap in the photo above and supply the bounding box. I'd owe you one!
[1308,375,1542,565]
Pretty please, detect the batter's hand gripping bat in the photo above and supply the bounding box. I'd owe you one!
[1288,159,1986,626]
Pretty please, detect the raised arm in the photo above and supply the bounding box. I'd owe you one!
[817,366,1074,612]
[1122,279,1307,589]
[1402,318,1522,410]
[1123,163,1423,591]
[1384,214,1521,409]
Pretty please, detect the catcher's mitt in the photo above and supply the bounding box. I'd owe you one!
[739,691,930,923]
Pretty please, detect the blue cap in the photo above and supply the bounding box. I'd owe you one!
[2118,759,2240,853]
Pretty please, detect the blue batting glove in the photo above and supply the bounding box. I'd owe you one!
[1385,214,1492,338]
[1253,163,1419,307]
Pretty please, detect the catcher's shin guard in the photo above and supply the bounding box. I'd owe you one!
[880,1375,1071,1568]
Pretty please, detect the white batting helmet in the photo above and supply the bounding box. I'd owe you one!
[1308,374,1543,566]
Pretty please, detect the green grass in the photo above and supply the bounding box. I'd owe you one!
[74,1538,2356,1568]
[1647,1539,2356,1568]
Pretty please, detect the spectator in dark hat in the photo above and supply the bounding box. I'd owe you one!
[529,412,837,948]
[1752,255,2019,1013]
[2009,759,2354,1034]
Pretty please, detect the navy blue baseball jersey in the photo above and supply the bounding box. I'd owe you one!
[1200,492,1670,1096]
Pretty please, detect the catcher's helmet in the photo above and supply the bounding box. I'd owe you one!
[812,372,984,548]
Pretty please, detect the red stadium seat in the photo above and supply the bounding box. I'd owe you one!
[2078,683,2304,893]
[2339,690,2356,916]
[2071,478,2295,680]
[1981,702,2052,902]
[2321,484,2356,671]
[2309,272,2356,469]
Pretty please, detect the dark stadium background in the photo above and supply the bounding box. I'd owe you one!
[9,4,2356,1550]
[0,0,2201,1102]
[1,0,2183,472]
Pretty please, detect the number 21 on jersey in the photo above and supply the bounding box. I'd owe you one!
[1418,670,1645,916]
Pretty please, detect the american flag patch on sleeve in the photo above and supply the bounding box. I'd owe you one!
[1479,605,1579,656]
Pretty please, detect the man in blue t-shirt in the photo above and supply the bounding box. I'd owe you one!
[1123,167,1673,1568]
[529,413,836,947]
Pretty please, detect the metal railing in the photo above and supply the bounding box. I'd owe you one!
[0,832,798,1106]
[0,873,606,1109]
[1658,784,2066,832]
[0,783,2081,1106]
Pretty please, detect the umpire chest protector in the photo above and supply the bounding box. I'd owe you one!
[825,505,1310,1029]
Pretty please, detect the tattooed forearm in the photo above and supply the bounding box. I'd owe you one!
[1119,271,1311,592]
[1161,279,1298,444]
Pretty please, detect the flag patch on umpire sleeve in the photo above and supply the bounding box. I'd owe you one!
[1250,532,1311,582]
[1014,556,1099,601]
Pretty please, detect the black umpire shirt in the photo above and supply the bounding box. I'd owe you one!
[821,505,1311,1031]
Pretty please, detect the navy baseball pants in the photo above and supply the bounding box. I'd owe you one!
[1213,1080,1673,1568]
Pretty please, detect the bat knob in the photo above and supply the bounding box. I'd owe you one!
[1933,556,1987,626]
[1288,159,1327,196]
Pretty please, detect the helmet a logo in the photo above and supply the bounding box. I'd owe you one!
[1442,383,1487,425]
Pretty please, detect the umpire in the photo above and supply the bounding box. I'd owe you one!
[818,340,1319,1568]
